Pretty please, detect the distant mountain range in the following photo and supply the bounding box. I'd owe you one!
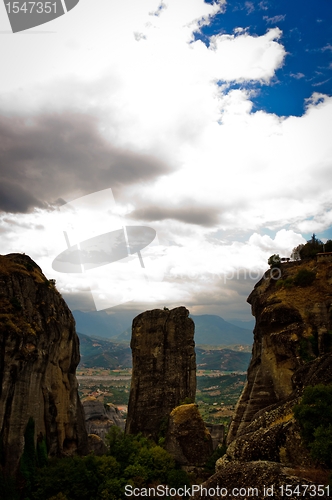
[77,332,251,371]
[73,309,136,339]
[73,309,253,346]
[78,333,131,369]
[190,315,252,346]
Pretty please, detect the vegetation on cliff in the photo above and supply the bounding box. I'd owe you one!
[294,383,332,467]
[2,427,191,500]
[292,234,332,260]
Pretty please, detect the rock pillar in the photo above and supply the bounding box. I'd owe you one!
[125,306,196,439]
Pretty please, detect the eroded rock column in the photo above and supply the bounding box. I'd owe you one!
[125,306,196,439]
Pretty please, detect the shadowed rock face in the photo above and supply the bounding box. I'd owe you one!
[192,461,331,500]
[125,307,196,439]
[0,253,88,475]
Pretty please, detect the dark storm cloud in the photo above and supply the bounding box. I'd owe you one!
[0,179,46,213]
[0,113,170,213]
[129,204,220,227]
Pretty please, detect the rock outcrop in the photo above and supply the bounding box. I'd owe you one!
[83,397,125,441]
[205,423,225,451]
[0,253,88,475]
[125,307,196,439]
[165,403,213,467]
[193,461,330,500]
[194,259,332,497]
[87,433,108,456]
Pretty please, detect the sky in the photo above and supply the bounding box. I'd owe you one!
[0,0,332,321]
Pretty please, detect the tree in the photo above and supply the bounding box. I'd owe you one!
[293,384,332,466]
[299,234,324,260]
[268,254,281,268]
[324,239,332,252]
[20,417,37,496]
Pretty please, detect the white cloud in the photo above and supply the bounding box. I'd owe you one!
[264,14,286,25]
[1,0,331,316]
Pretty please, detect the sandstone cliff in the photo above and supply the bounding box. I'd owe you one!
[125,306,196,439]
[0,253,88,475]
[193,259,332,498]
[228,259,332,443]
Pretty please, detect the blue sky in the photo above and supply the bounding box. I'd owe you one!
[199,0,332,117]
[0,0,332,319]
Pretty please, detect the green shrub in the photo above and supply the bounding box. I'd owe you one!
[24,428,192,499]
[284,277,294,288]
[298,333,319,362]
[32,455,121,500]
[294,269,316,287]
[276,277,293,289]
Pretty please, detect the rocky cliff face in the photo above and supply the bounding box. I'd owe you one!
[0,253,88,475]
[83,397,125,439]
[194,259,332,497]
[125,306,196,439]
[228,259,332,443]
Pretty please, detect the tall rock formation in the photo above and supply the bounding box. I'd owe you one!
[0,253,88,475]
[228,259,332,443]
[193,259,332,498]
[125,306,196,439]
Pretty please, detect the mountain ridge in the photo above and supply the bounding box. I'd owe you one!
[77,331,251,371]
[73,310,253,346]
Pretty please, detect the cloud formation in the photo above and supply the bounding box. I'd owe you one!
[0,0,331,317]
[129,204,221,227]
[0,113,170,213]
